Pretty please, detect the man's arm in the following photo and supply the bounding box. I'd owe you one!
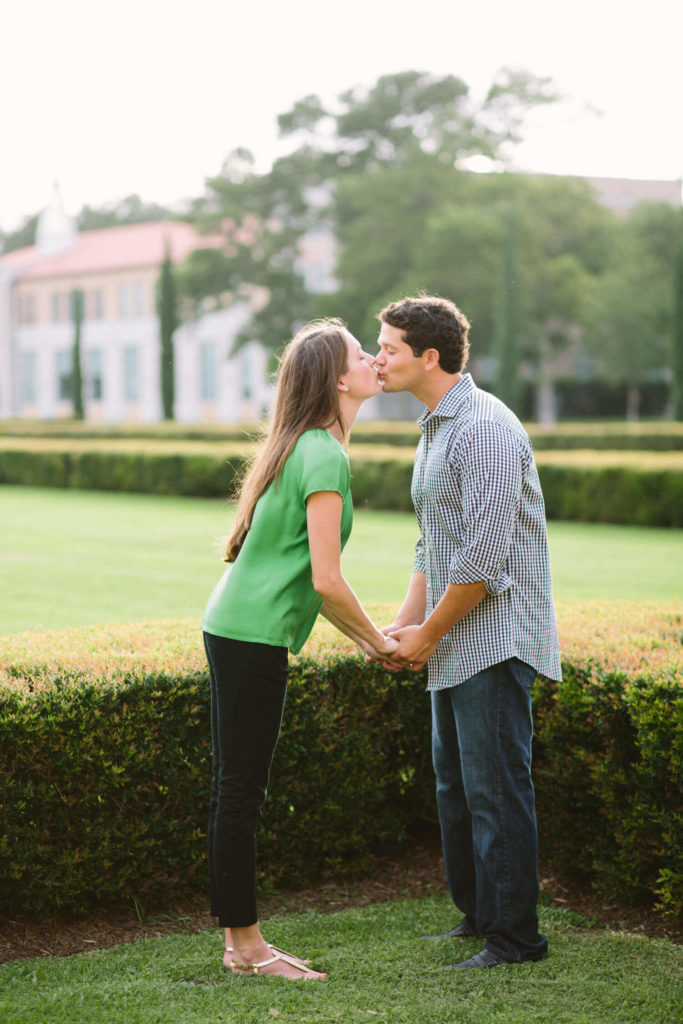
[388,580,486,670]
[381,570,427,634]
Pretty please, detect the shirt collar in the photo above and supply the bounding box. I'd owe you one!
[417,373,474,429]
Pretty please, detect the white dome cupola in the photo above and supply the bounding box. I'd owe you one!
[36,181,77,257]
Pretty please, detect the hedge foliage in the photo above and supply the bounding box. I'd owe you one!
[0,621,429,917]
[0,438,681,525]
[1,419,682,451]
[0,602,680,920]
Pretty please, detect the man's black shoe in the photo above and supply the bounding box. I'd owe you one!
[421,920,478,939]
[449,948,510,970]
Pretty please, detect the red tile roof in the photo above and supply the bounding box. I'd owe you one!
[0,221,221,280]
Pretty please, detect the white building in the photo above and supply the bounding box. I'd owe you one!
[0,188,272,424]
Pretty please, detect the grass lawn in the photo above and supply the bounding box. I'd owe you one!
[1,486,681,633]
[1,897,680,1024]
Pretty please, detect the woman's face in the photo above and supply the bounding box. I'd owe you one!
[340,333,384,400]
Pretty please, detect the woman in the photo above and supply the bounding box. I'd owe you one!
[202,319,398,980]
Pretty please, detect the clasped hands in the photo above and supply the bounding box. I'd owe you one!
[363,623,438,672]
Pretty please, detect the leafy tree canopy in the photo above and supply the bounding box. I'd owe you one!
[181,68,559,355]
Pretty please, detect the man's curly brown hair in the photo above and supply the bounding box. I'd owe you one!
[378,294,471,373]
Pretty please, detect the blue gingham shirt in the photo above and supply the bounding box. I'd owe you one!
[411,374,562,689]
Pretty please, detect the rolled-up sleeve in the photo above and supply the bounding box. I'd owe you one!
[413,535,427,573]
[447,422,522,596]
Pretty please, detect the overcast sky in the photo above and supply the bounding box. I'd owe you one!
[2,0,681,231]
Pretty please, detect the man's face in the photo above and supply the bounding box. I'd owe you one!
[375,322,425,394]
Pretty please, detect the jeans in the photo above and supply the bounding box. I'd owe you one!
[204,631,289,928]
[431,657,547,962]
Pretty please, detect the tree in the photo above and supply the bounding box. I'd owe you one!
[587,203,678,420]
[0,196,177,255]
[179,148,312,356]
[0,214,39,254]
[492,215,523,415]
[158,245,178,420]
[70,289,85,419]
[674,221,683,420]
[78,194,177,231]
[278,68,557,174]
[180,69,558,357]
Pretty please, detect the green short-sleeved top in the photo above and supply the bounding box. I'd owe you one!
[201,429,353,653]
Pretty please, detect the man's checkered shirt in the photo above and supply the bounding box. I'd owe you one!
[411,374,562,690]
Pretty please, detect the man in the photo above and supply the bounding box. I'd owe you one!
[374,295,562,970]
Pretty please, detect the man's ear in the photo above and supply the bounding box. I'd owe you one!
[423,348,441,372]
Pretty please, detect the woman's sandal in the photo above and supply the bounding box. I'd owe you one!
[230,949,325,980]
[224,944,310,966]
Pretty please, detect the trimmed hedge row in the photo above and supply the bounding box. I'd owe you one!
[0,631,430,917]
[0,604,680,919]
[1,442,680,526]
[1,419,683,450]
[0,445,249,498]
[352,424,683,452]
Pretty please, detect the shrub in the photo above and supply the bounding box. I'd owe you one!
[537,462,683,527]
[0,603,680,919]
[0,439,680,526]
[1,419,682,450]
[0,621,431,916]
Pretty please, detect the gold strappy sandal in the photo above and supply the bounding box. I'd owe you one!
[230,949,325,979]
[224,944,310,966]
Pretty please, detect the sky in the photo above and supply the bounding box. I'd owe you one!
[1,0,681,232]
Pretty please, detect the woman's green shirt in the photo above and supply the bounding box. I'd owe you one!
[201,429,353,653]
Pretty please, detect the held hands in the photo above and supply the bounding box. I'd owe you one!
[360,633,400,665]
[383,624,439,671]
[363,622,437,672]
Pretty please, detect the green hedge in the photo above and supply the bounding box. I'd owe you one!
[536,464,683,527]
[0,442,681,525]
[0,447,248,498]
[0,645,430,916]
[1,419,682,450]
[0,606,680,919]
[533,665,683,916]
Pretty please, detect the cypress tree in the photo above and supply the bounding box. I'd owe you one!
[71,289,84,420]
[492,214,522,414]
[158,243,178,420]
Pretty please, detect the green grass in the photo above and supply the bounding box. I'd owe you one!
[1,897,680,1024]
[1,487,682,633]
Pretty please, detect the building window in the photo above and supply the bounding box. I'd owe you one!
[133,282,146,316]
[17,294,37,324]
[89,289,104,320]
[88,348,103,401]
[241,346,252,399]
[21,351,37,402]
[119,283,131,318]
[124,345,139,401]
[50,293,70,322]
[56,350,72,400]
[200,341,217,400]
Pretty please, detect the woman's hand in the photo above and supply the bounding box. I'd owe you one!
[360,633,400,668]
[373,634,400,659]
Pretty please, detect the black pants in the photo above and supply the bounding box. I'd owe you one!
[203,631,289,928]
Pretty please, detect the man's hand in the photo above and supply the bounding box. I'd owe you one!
[358,634,401,667]
[387,624,439,671]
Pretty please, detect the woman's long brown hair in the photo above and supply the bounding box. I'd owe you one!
[224,319,350,563]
